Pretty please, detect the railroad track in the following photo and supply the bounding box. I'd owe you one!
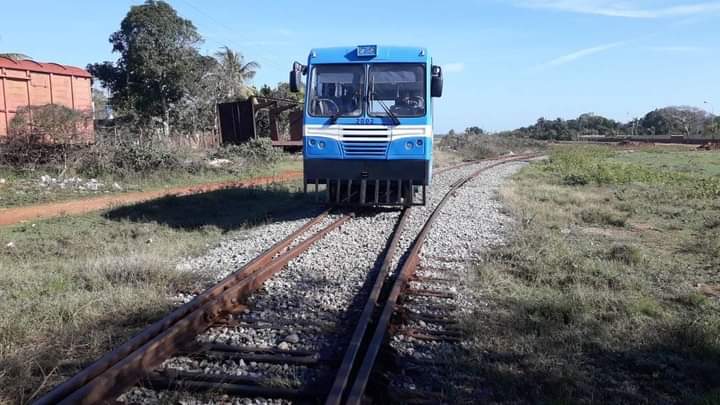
[36,154,536,405]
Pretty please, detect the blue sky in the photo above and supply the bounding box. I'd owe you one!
[1,0,718,132]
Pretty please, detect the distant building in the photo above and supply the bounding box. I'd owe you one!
[0,56,93,141]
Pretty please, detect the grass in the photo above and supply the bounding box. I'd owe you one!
[437,133,548,161]
[0,182,314,404]
[432,147,465,168]
[456,145,720,404]
[611,148,720,177]
[0,156,302,208]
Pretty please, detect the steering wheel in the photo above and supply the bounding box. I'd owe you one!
[404,96,424,108]
[313,98,340,115]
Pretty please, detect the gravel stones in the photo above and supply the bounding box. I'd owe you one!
[173,208,327,290]
[123,207,402,403]
[38,175,110,191]
[205,209,401,353]
[119,159,529,404]
[386,161,528,400]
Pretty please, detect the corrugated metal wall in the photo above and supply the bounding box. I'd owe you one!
[0,57,94,141]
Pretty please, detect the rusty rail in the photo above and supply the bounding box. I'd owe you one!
[343,155,537,404]
[37,154,539,404]
[433,154,517,175]
[325,208,411,405]
[433,159,478,174]
[35,210,349,405]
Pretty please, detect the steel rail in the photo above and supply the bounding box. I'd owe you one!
[58,214,351,405]
[434,152,539,175]
[433,159,478,174]
[35,210,348,405]
[325,208,411,405]
[37,154,539,404]
[344,155,536,404]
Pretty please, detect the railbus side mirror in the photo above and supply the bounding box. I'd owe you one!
[289,62,305,93]
[431,65,443,98]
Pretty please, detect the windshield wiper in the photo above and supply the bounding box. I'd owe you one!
[370,93,400,125]
[328,110,343,124]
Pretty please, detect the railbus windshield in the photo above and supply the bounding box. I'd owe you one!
[368,63,425,118]
[307,63,426,119]
[308,64,365,117]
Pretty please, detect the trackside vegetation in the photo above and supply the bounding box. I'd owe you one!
[436,133,547,161]
[0,183,311,403]
[460,146,720,403]
[0,139,298,208]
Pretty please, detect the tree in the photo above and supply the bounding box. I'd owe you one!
[214,46,260,101]
[92,89,111,120]
[88,0,203,136]
[259,82,303,103]
[464,126,484,135]
[639,107,709,136]
[572,113,620,136]
[172,55,220,136]
[495,106,715,140]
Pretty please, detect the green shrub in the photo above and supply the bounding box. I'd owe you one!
[76,142,180,178]
[212,138,281,164]
[678,292,709,308]
[437,134,546,160]
[546,146,720,198]
[627,295,663,318]
[1,104,90,170]
[606,244,642,265]
[579,207,628,227]
[111,143,180,173]
[523,290,588,326]
[76,144,113,178]
[562,174,589,186]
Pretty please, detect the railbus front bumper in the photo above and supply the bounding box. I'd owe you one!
[304,159,430,206]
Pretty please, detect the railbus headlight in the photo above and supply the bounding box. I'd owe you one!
[318,141,326,149]
[405,141,414,150]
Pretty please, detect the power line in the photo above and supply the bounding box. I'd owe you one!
[171,0,285,72]
[169,0,294,90]
[174,0,238,36]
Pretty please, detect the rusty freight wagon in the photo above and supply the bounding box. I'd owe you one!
[0,56,94,141]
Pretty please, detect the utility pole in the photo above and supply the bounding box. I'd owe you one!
[705,100,715,115]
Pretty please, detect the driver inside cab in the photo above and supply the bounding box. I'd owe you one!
[339,85,362,116]
[390,90,424,116]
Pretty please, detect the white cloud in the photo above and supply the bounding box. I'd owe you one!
[513,0,720,18]
[535,41,626,70]
[443,63,465,73]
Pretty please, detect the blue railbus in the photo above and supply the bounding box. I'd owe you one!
[289,45,443,206]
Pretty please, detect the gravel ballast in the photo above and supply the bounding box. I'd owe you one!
[386,161,529,401]
[119,159,528,404]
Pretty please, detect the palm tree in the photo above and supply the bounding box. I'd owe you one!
[214,46,260,100]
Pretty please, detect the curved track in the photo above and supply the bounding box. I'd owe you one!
[35,155,536,405]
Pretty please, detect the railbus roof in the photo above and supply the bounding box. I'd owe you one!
[308,45,429,64]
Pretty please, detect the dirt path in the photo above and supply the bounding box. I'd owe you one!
[0,171,303,226]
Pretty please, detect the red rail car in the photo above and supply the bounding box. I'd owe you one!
[0,56,93,141]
